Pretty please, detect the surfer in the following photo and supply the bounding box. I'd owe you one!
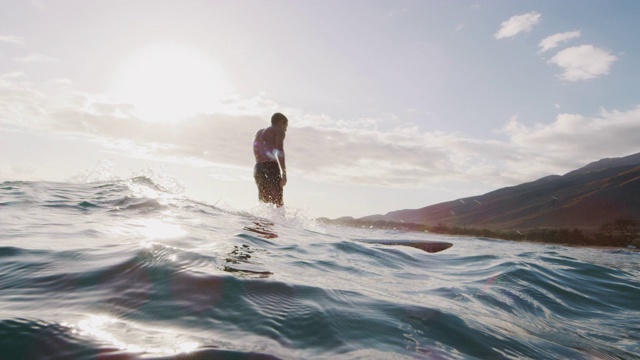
[253,113,288,207]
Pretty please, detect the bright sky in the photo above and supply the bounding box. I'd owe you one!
[1,0,639,218]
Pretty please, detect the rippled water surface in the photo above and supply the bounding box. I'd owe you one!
[1,179,639,359]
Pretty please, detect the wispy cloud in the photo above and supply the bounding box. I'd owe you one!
[0,72,26,80]
[538,30,581,53]
[0,35,25,46]
[13,53,58,63]
[548,45,617,81]
[494,11,541,39]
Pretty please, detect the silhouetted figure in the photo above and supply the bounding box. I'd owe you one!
[253,113,288,207]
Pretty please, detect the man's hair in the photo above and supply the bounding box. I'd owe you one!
[271,112,288,125]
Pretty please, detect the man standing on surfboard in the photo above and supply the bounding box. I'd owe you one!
[253,113,288,207]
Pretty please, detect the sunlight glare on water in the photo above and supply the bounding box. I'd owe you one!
[71,315,200,356]
[137,218,187,240]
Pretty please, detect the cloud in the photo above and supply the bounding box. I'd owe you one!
[502,107,640,175]
[13,53,58,63]
[0,72,26,80]
[0,78,491,187]
[2,74,639,191]
[548,45,617,81]
[538,30,581,53]
[0,35,25,46]
[494,11,541,39]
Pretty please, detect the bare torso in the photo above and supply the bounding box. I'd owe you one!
[253,126,284,163]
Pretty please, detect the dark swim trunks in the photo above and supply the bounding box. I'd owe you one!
[254,161,283,207]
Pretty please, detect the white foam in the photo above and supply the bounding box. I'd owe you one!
[225,202,325,234]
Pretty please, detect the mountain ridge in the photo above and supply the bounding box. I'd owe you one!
[356,153,640,231]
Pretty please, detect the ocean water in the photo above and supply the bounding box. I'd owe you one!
[1,177,639,360]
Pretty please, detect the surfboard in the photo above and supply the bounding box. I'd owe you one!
[242,221,453,253]
[359,240,453,253]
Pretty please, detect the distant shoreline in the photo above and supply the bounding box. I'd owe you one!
[318,218,639,249]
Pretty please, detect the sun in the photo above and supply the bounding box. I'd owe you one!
[110,42,234,123]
